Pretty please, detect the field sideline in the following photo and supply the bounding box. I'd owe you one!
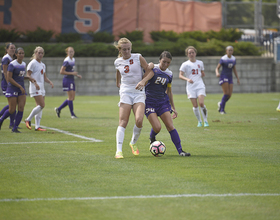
[0,93,279,220]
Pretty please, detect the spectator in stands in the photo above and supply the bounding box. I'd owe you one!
[179,46,209,127]
[114,37,154,159]
[136,51,191,156]
[215,46,240,114]
[0,48,36,132]
[25,46,53,131]
[0,43,16,129]
[55,47,82,119]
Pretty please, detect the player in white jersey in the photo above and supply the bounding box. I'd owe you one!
[25,46,53,131]
[114,38,154,159]
[179,46,209,127]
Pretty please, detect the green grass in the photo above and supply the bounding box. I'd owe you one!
[0,93,279,220]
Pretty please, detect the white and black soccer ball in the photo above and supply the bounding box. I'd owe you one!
[149,141,166,157]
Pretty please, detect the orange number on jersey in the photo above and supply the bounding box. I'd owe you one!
[74,0,101,33]
[124,65,129,73]
[129,59,133,64]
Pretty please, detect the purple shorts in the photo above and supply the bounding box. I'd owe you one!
[63,78,75,91]
[5,86,26,98]
[1,80,7,94]
[145,99,171,118]
[219,75,233,85]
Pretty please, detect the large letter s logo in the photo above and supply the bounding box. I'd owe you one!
[74,0,101,33]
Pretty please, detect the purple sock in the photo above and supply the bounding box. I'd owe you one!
[13,111,23,130]
[220,95,229,112]
[169,129,182,154]
[10,111,16,126]
[0,105,9,117]
[0,109,11,122]
[68,100,74,116]
[58,99,68,111]
[150,128,158,141]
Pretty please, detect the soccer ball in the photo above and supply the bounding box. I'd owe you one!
[149,141,166,157]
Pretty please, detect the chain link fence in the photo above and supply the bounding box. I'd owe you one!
[222,0,280,57]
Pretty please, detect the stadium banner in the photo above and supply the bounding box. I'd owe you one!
[0,0,221,42]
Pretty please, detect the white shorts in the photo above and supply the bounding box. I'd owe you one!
[187,88,206,99]
[29,82,45,97]
[118,92,145,106]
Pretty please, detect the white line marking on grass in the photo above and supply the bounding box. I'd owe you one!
[20,122,103,142]
[1,193,280,202]
[0,141,95,145]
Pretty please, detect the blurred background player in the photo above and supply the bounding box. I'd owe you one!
[25,46,53,131]
[114,38,153,159]
[277,101,280,112]
[215,46,240,114]
[0,43,16,129]
[136,51,191,156]
[179,46,209,127]
[55,47,82,119]
[0,48,36,132]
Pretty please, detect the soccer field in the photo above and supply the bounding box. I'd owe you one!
[0,93,279,220]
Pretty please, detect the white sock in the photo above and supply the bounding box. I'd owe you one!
[193,107,201,122]
[278,101,280,109]
[26,105,43,121]
[116,126,125,153]
[130,124,142,145]
[35,110,42,129]
[200,105,208,123]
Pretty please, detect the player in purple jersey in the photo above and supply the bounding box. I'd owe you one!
[215,46,240,114]
[55,47,82,119]
[0,48,37,132]
[0,43,17,129]
[136,51,191,156]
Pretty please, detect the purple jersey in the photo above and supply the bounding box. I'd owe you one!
[219,54,236,78]
[5,60,26,97]
[62,56,75,80]
[1,54,13,91]
[145,64,173,102]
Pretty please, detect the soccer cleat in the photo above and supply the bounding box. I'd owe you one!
[12,128,21,133]
[0,120,3,130]
[55,107,60,118]
[71,115,78,119]
[219,111,226,115]
[180,151,191,157]
[277,107,280,112]
[217,102,221,112]
[204,122,209,127]
[129,143,139,156]
[149,136,156,144]
[25,120,31,130]
[197,122,203,127]
[115,151,124,159]
[35,127,47,131]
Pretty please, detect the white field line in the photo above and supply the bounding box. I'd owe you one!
[1,193,280,202]
[0,141,95,145]
[19,122,103,142]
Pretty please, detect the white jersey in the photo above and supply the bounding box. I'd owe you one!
[27,59,46,94]
[114,53,144,94]
[179,59,205,92]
